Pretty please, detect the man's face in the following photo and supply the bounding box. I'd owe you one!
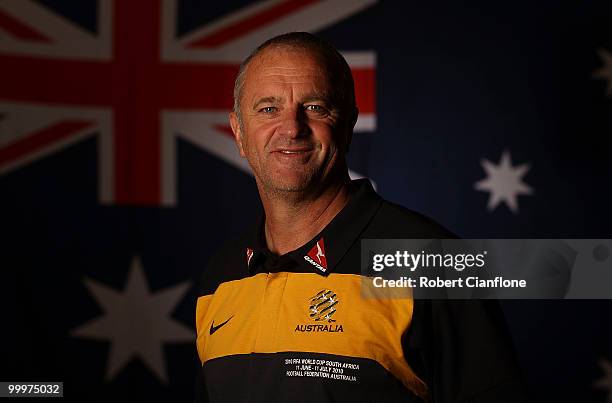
[230,47,352,194]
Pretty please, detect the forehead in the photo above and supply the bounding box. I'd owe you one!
[242,47,332,100]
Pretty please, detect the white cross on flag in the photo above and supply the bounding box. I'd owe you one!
[0,0,377,206]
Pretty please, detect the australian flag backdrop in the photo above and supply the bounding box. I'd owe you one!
[1,1,611,402]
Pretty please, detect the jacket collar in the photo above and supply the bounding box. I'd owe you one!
[245,179,382,276]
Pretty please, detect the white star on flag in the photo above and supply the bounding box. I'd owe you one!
[593,48,612,97]
[474,150,533,214]
[71,256,193,384]
[594,358,612,402]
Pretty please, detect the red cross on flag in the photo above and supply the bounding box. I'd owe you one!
[0,0,376,206]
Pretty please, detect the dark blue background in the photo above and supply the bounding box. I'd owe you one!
[1,1,611,402]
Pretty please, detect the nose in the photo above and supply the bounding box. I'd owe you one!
[277,105,307,138]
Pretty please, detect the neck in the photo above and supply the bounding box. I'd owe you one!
[260,175,351,255]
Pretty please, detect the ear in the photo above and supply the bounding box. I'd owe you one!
[345,106,359,152]
[229,112,246,158]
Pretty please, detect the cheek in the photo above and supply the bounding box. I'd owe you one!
[312,124,340,152]
[243,124,273,155]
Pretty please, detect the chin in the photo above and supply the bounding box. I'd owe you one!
[269,180,311,193]
[265,173,317,193]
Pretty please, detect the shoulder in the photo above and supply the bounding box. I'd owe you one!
[366,199,457,239]
[197,232,251,297]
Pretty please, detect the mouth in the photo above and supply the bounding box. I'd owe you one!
[270,147,314,164]
[272,147,313,155]
[277,150,310,155]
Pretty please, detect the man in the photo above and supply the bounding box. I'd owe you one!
[195,32,525,402]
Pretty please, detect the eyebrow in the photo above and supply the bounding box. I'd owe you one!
[301,94,332,105]
[253,96,281,110]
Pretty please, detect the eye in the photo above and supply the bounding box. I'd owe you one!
[305,104,328,114]
[259,106,278,114]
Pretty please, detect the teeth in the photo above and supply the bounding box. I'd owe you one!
[280,151,300,154]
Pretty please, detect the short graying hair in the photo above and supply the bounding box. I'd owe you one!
[232,32,357,126]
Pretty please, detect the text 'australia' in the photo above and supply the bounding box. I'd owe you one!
[295,324,344,333]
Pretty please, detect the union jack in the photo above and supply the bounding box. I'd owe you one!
[0,0,377,206]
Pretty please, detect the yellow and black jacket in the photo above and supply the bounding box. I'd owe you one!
[195,180,525,402]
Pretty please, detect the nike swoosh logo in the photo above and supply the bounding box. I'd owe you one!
[209,316,233,335]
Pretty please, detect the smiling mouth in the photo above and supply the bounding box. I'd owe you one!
[272,147,314,154]
[271,148,314,164]
[277,150,310,154]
